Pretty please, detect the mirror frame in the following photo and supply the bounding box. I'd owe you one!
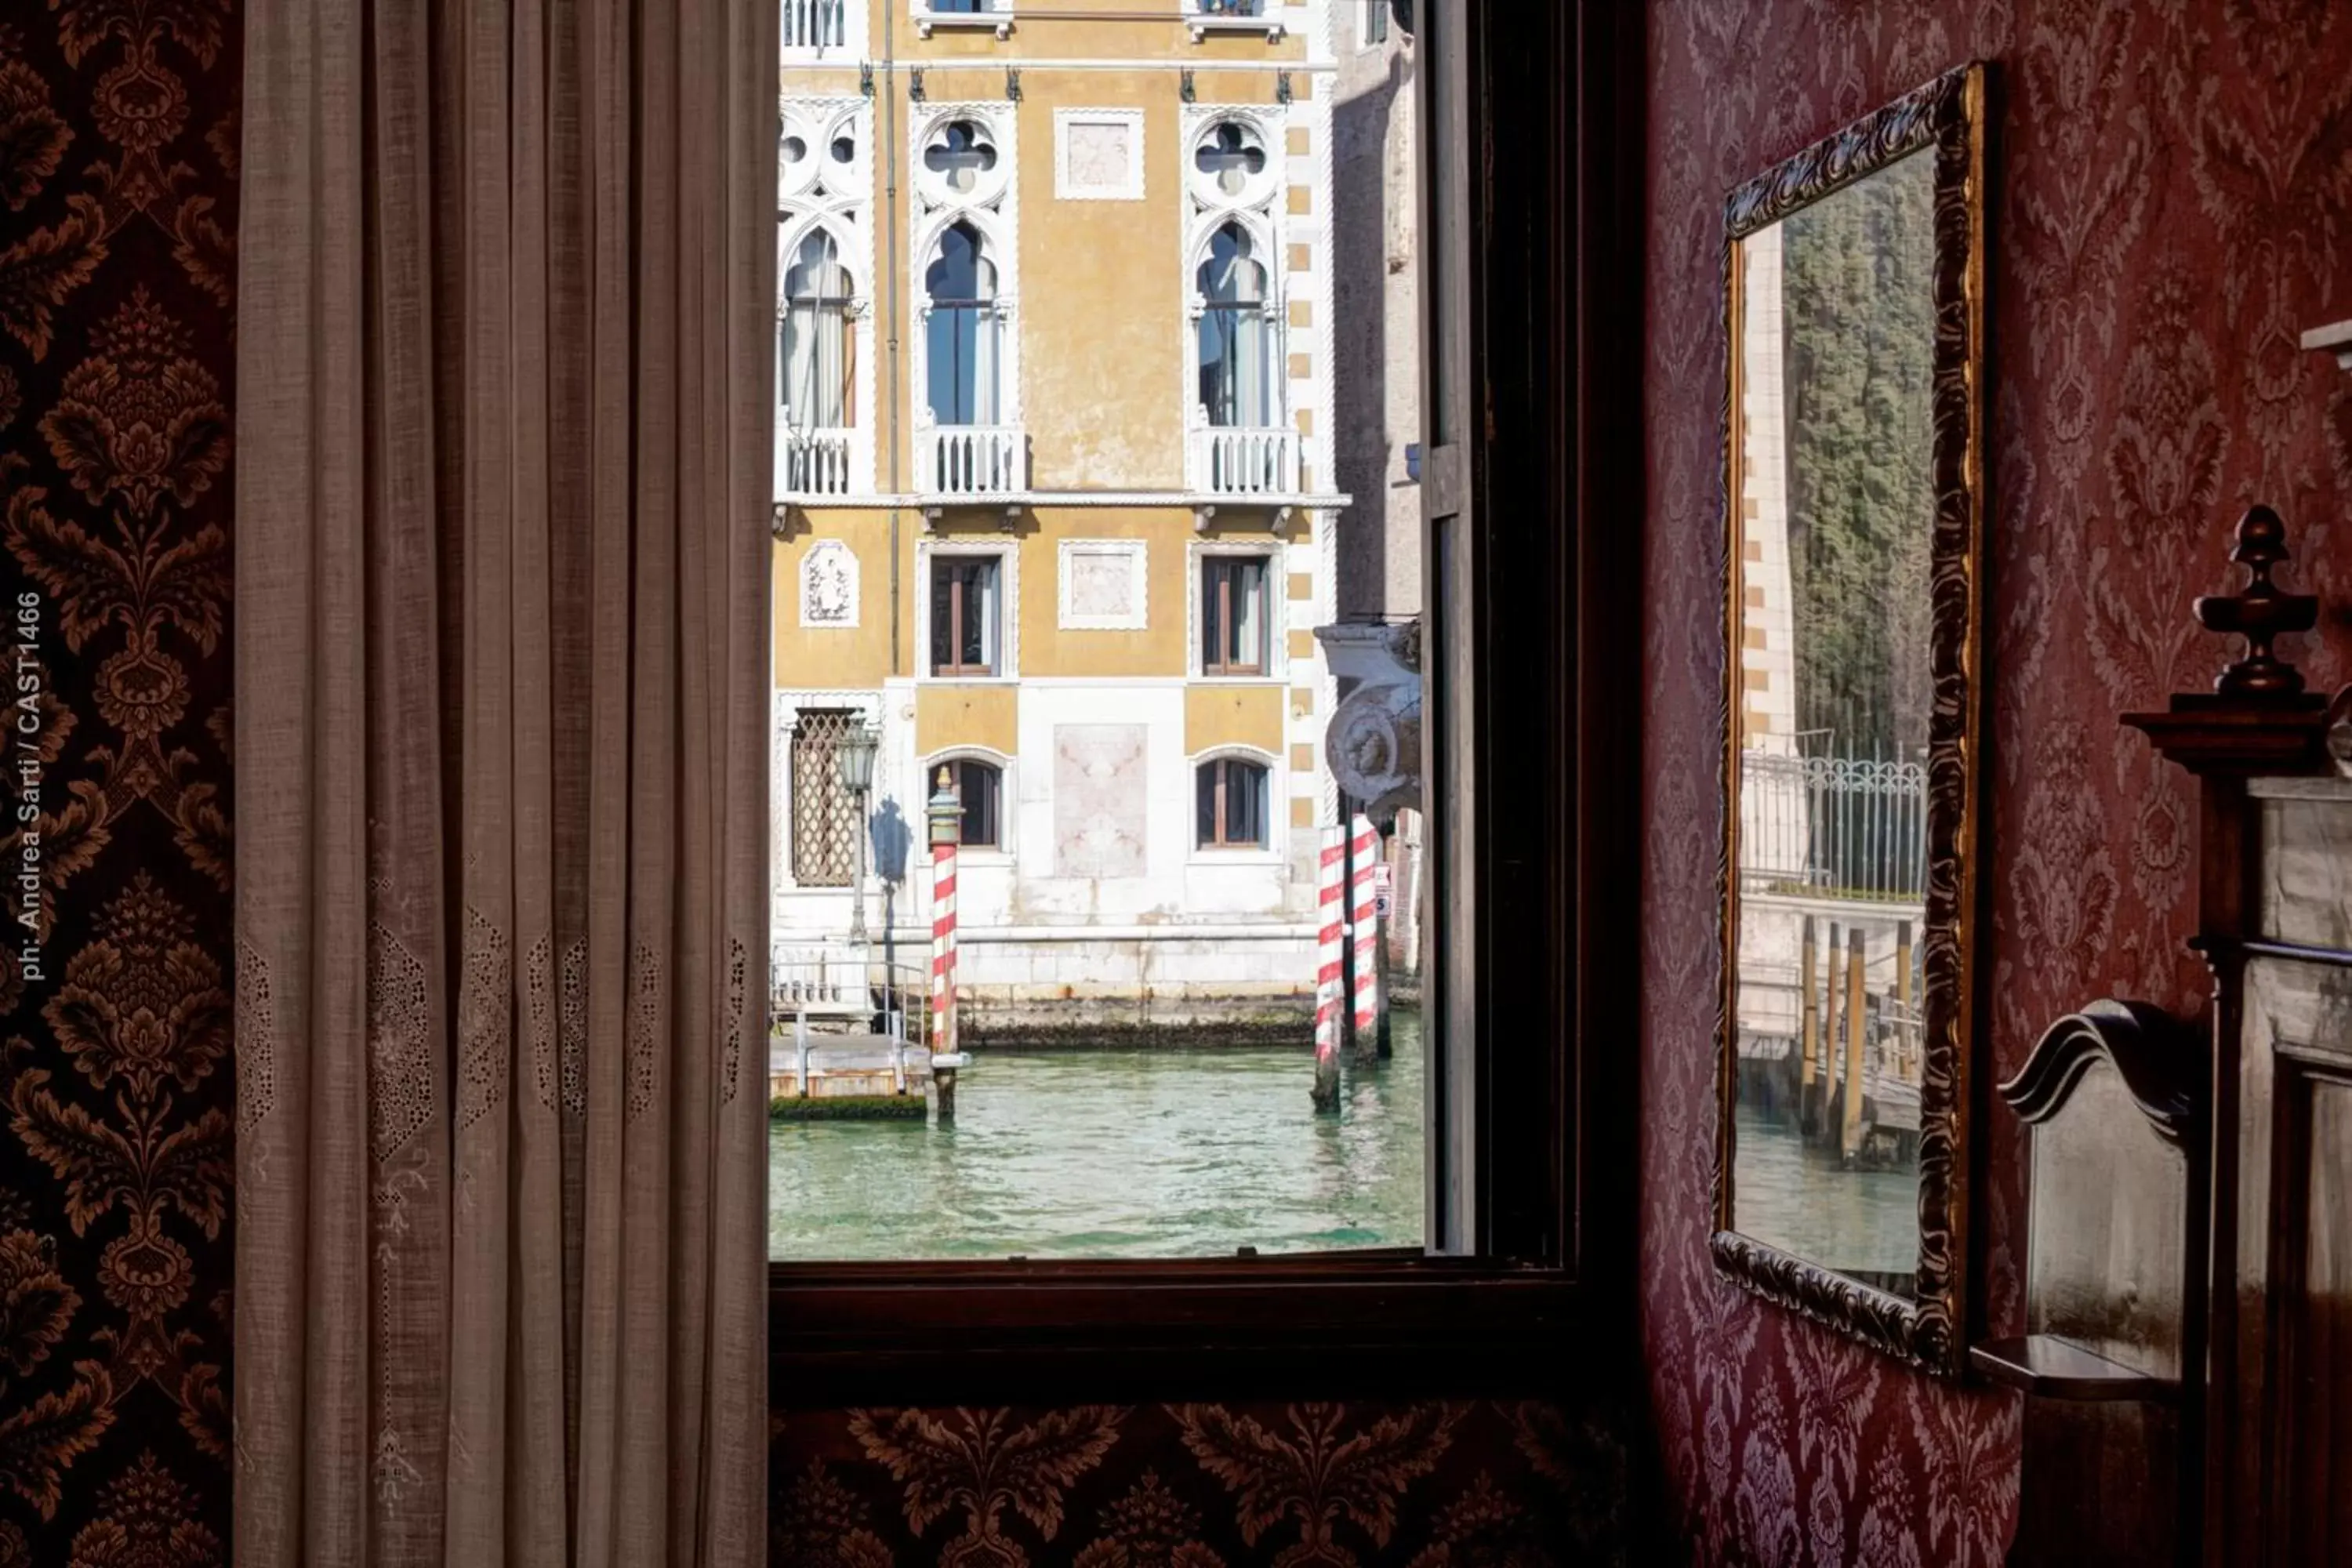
[1710,62,1988,1374]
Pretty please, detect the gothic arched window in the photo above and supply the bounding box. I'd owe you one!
[925,221,1001,426]
[1196,222,1272,428]
[780,227,857,430]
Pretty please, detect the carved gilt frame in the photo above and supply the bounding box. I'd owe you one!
[1711,62,1990,1374]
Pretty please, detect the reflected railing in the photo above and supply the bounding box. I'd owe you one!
[1739,747,1928,902]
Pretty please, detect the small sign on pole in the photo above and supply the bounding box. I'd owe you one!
[1371,862,1394,919]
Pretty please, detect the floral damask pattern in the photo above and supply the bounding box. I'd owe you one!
[1644,2,2352,1563]
[0,2,235,1560]
[777,1402,1626,1568]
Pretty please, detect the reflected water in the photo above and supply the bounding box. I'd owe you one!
[1732,1102,1918,1287]
[768,1011,1425,1260]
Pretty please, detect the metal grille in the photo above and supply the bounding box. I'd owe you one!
[789,709,860,887]
[1739,748,1929,902]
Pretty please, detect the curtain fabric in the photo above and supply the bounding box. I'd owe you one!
[231,0,775,1563]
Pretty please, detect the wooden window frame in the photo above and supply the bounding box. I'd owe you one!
[1200,554,1272,676]
[953,757,1002,848]
[771,0,1644,1409]
[1196,756,1269,849]
[931,554,1000,677]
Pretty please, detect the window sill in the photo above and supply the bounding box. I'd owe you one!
[920,672,1018,686]
[1188,16,1287,44]
[913,9,1014,42]
[1188,848,1284,868]
[768,1256,1584,1405]
[1191,672,1286,685]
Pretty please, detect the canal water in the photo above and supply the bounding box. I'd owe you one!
[1731,1102,1919,1287]
[768,1010,1425,1260]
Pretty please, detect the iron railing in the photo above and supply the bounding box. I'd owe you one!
[770,945,934,1094]
[1739,748,1928,902]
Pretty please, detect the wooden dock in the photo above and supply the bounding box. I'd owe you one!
[768,945,968,1117]
[769,1033,949,1102]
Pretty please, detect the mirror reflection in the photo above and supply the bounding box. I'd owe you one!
[1729,147,1936,1297]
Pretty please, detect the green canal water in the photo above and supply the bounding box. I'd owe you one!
[767,1010,1425,1260]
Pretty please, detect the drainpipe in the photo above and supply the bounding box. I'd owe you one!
[882,0,904,673]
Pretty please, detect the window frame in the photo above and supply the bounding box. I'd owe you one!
[926,550,1005,678]
[1198,552,1272,676]
[771,0,1643,1406]
[950,756,1004,849]
[1194,753,1272,851]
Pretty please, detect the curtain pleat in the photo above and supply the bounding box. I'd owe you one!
[232,0,776,1561]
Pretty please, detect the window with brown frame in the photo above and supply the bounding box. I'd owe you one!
[768,1,1642,1406]
[1194,757,1269,849]
[1199,554,1270,675]
[930,554,1000,676]
[950,757,1001,848]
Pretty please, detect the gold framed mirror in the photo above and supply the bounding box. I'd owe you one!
[1711,64,1987,1373]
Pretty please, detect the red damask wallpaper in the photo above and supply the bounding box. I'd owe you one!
[0,2,237,1563]
[768,1399,1627,1568]
[1642,2,2352,1563]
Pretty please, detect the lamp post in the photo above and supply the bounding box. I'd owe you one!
[837,721,880,945]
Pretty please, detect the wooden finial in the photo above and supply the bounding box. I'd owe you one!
[2195,504,2318,700]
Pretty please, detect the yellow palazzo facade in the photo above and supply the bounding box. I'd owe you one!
[771,0,1370,1036]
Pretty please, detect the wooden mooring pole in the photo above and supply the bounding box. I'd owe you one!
[1895,917,1915,1070]
[1823,921,1843,1142]
[1841,924,1865,1164]
[1798,914,1819,1134]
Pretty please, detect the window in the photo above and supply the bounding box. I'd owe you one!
[931,554,1001,675]
[1196,223,1273,428]
[782,0,850,49]
[947,757,1003,848]
[780,229,857,430]
[1198,0,1265,16]
[768,0,1633,1405]
[789,708,862,886]
[1200,554,1270,675]
[925,221,1001,426]
[1195,756,1269,849]
[1362,0,1389,45]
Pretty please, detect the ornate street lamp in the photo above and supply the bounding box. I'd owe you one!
[837,721,880,943]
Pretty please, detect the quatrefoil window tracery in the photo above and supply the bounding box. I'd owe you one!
[924,119,1001,199]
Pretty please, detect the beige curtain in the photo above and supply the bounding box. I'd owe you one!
[230,0,775,1563]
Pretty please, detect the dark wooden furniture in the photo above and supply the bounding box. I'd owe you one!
[1973,1000,2205,1566]
[1991,506,2352,1566]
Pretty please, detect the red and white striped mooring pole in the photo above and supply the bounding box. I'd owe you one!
[1348,812,1381,1044]
[1312,825,1346,1109]
[926,768,964,1116]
